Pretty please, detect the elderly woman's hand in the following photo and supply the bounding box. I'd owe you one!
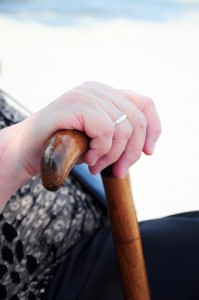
[18,81,161,179]
[0,81,161,210]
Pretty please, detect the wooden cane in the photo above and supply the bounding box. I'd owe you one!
[40,129,151,300]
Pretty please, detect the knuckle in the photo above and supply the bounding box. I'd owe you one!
[130,151,142,164]
[124,127,132,140]
[153,122,162,138]
[65,89,82,101]
[84,80,97,86]
[100,142,111,154]
[68,88,91,105]
[125,122,132,137]
[117,124,132,140]
[102,123,115,138]
[144,96,154,107]
[81,81,98,91]
[137,114,147,131]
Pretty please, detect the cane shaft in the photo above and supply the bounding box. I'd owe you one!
[102,169,150,299]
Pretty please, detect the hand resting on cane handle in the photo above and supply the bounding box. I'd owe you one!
[0,81,161,211]
[40,129,152,300]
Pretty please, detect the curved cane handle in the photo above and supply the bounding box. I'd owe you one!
[40,130,151,300]
[40,129,89,191]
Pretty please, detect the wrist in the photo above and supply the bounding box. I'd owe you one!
[0,124,31,211]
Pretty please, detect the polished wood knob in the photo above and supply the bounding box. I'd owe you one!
[40,129,89,191]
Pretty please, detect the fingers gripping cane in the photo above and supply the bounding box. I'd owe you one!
[40,129,151,300]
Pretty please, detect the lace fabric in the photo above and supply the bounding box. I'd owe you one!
[0,93,108,300]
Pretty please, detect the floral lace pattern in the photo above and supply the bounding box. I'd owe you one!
[0,93,108,299]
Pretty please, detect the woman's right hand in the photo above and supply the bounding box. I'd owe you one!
[17,81,161,179]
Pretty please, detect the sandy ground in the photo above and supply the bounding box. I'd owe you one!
[0,15,199,221]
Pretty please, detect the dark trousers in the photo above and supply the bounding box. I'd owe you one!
[46,211,199,300]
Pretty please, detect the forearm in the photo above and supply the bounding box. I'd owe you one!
[0,124,31,212]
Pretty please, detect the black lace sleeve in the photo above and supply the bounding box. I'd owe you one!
[0,92,108,300]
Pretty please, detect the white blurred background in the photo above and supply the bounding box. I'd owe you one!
[0,0,199,220]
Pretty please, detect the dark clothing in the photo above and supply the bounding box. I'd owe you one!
[47,212,199,300]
